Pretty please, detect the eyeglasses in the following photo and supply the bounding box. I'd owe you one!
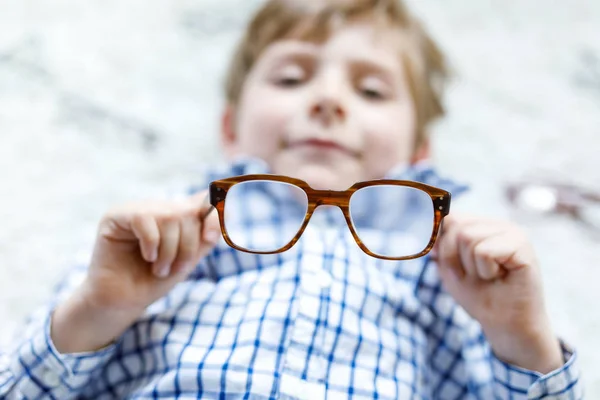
[506,179,600,234]
[206,174,451,260]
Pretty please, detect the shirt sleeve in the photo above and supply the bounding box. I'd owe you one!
[415,259,583,399]
[491,341,582,399]
[0,263,120,400]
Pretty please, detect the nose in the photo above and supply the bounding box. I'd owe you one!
[309,97,346,126]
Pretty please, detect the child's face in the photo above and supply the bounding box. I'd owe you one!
[222,22,419,190]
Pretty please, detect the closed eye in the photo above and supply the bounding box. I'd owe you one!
[272,63,309,88]
[360,87,385,100]
[358,75,391,101]
[277,76,303,87]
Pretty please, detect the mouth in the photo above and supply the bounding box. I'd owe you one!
[288,138,360,157]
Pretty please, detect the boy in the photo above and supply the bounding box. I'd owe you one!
[0,0,582,398]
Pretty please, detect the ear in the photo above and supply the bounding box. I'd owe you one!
[411,137,431,164]
[221,104,238,158]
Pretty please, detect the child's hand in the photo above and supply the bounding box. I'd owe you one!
[51,191,221,353]
[434,214,564,373]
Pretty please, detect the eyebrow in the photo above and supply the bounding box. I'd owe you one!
[347,57,398,79]
[263,43,319,66]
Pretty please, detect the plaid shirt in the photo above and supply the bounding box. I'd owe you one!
[0,158,582,399]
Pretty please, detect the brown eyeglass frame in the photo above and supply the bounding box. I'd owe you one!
[205,174,451,260]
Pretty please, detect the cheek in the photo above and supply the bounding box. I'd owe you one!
[361,106,416,173]
[236,87,295,153]
[365,130,408,162]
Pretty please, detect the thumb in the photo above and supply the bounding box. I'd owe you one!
[188,190,222,249]
[188,190,217,222]
[200,209,221,246]
[430,218,466,280]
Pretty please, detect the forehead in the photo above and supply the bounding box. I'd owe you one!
[260,22,407,72]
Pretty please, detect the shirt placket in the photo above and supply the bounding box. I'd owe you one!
[278,221,338,400]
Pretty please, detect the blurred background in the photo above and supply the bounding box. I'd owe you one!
[1,0,599,395]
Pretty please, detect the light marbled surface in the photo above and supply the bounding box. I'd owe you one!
[1,0,599,395]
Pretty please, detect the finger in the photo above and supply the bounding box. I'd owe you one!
[200,209,221,247]
[187,190,215,219]
[433,214,484,257]
[442,213,511,235]
[436,220,466,279]
[457,234,478,277]
[473,239,501,280]
[131,214,160,263]
[456,223,506,278]
[439,213,480,232]
[153,218,180,278]
[479,233,534,272]
[187,189,221,252]
[171,215,200,275]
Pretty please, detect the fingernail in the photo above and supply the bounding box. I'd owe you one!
[173,262,194,275]
[155,265,170,278]
[204,230,220,244]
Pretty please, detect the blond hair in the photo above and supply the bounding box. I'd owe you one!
[224,0,448,147]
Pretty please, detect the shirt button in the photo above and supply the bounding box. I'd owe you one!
[40,367,61,387]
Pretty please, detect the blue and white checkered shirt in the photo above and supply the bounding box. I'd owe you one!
[0,158,582,399]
